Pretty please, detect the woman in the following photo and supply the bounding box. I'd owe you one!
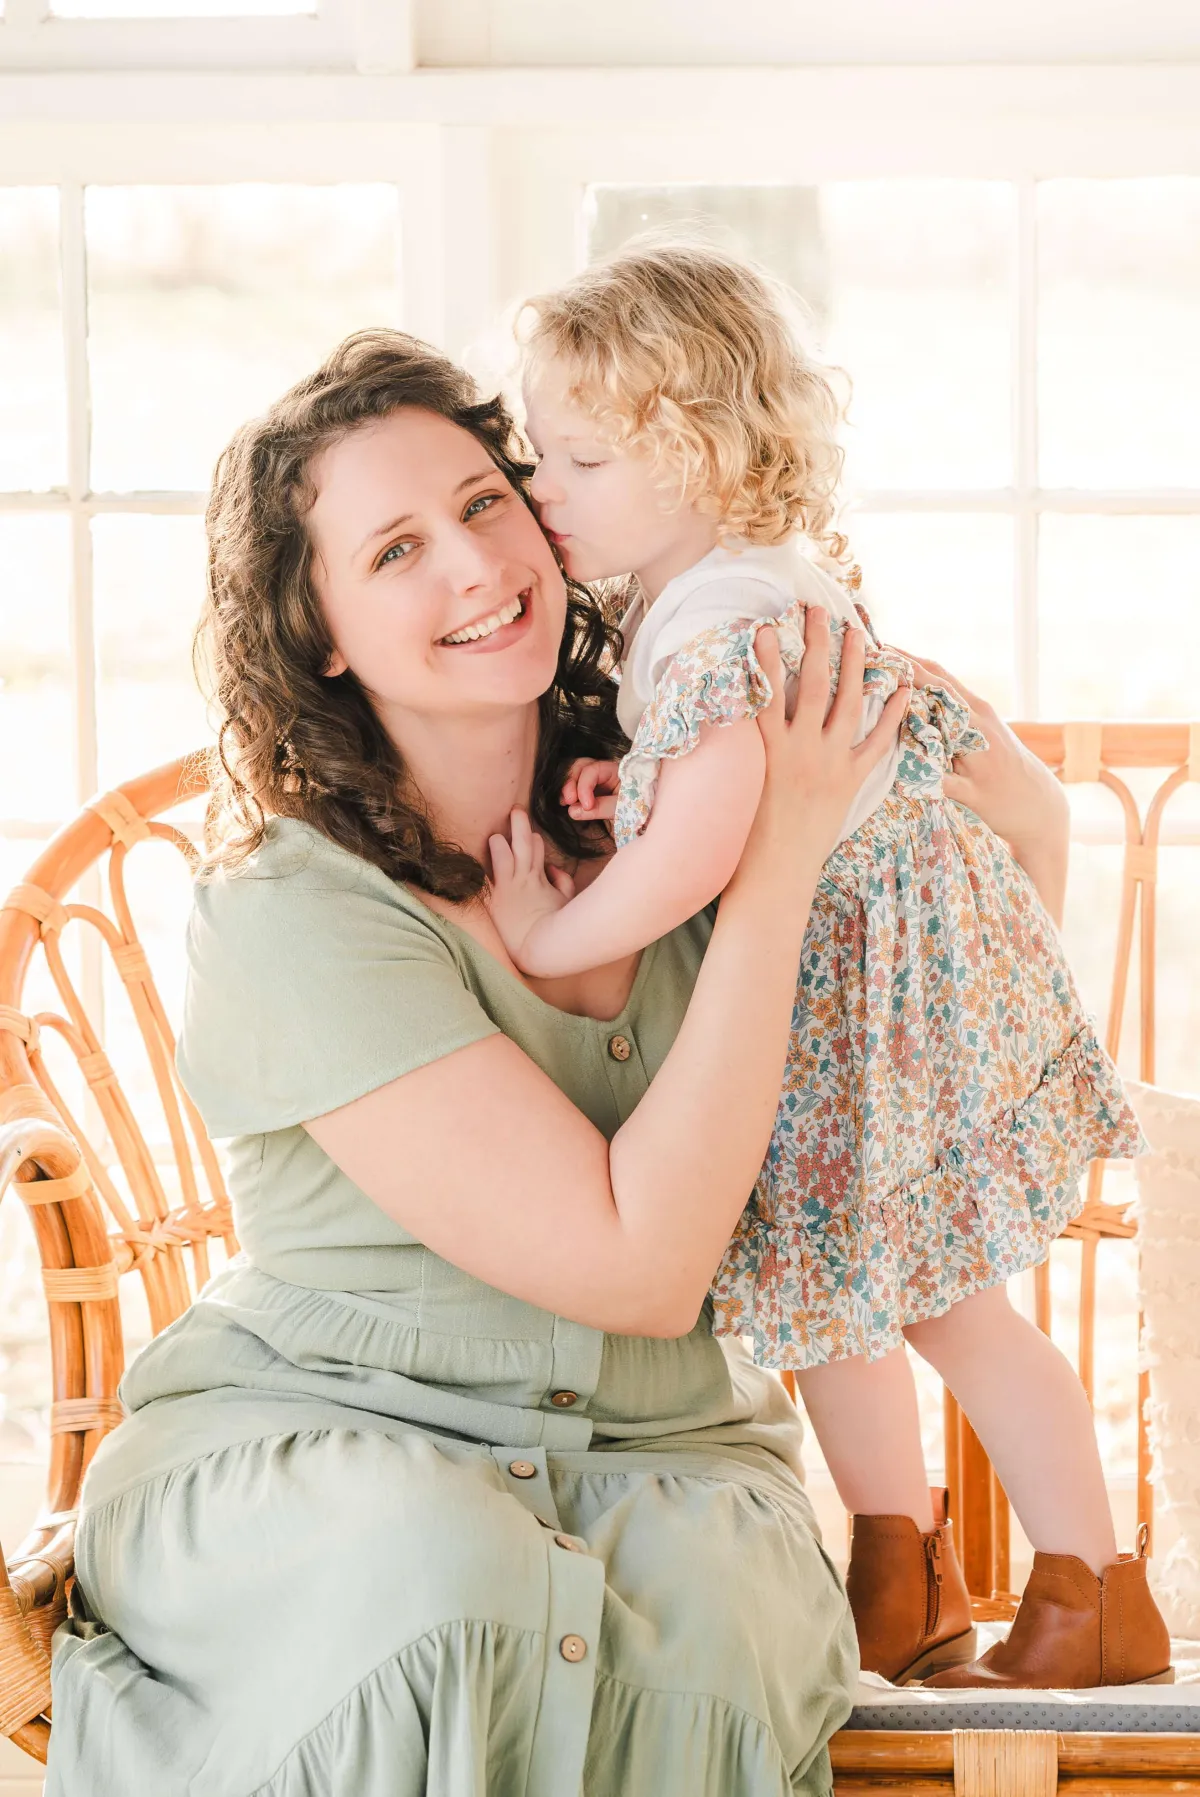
[47,330,1068,1797]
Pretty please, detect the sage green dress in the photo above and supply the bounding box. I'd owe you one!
[47,819,857,1797]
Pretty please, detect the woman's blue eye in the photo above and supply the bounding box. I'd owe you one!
[464,493,501,520]
[378,541,414,567]
[571,458,604,470]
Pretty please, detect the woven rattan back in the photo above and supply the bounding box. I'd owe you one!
[0,754,233,1762]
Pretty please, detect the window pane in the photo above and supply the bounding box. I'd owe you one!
[92,514,210,789]
[87,185,401,491]
[0,515,74,822]
[820,183,1013,492]
[850,513,1016,715]
[1039,515,1200,716]
[585,181,1014,493]
[585,185,834,330]
[0,190,66,493]
[1039,180,1200,488]
[55,0,312,14]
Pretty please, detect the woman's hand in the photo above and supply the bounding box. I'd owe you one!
[905,654,1070,921]
[731,609,911,893]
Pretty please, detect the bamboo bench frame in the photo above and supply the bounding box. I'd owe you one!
[1,725,1199,1793]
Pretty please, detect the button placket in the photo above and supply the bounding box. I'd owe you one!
[523,1516,605,1795]
[542,1315,603,1438]
[492,1447,561,1529]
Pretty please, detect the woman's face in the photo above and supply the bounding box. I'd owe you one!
[307,407,567,720]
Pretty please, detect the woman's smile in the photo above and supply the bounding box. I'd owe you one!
[437,587,533,651]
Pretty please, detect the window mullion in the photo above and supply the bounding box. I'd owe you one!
[1013,174,1040,718]
[59,180,107,1050]
[61,181,97,807]
[349,0,415,74]
[2,0,49,30]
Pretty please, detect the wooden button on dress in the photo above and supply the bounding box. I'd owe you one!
[554,1534,583,1552]
[508,1460,537,1479]
[607,1034,632,1062]
[551,1390,578,1408]
[560,1634,588,1662]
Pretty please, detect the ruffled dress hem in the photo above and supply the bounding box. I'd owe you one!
[711,1025,1147,1369]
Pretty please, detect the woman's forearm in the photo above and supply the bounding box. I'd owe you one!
[607,808,826,1332]
[1008,821,1069,926]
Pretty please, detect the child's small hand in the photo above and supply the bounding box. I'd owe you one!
[561,758,620,822]
[486,808,577,972]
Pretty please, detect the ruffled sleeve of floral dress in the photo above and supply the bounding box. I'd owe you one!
[615,614,779,847]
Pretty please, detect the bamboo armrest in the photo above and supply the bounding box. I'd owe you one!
[0,1112,112,1764]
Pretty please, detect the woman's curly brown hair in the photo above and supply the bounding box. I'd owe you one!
[197,328,626,899]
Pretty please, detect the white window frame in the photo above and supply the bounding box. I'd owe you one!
[0,0,413,73]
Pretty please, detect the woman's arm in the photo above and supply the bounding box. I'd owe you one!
[906,654,1071,924]
[488,719,765,980]
[306,616,912,1339]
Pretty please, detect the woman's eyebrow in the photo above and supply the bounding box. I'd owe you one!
[356,468,497,557]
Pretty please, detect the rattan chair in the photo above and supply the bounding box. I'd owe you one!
[2,730,1199,1794]
[0,754,232,1764]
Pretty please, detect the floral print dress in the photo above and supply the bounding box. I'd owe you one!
[615,541,1145,1370]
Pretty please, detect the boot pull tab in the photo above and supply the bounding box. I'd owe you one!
[925,1530,944,1636]
[1136,1521,1150,1559]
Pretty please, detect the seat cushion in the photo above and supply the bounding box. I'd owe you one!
[846,1628,1200,1731]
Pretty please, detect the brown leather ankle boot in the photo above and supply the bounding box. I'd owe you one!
[846,1488,976,1684]
[924,1531,1173,1689]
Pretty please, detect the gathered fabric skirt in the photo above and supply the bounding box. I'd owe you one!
[709,767,1144,1369]
[47,1389,856,1796]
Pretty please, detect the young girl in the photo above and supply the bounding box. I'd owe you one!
[486,240,1171,1692]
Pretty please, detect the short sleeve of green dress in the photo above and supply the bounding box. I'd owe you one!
[47,820,856,1797]
[176,820,501,1137]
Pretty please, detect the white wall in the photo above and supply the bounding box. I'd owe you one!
[417,0,1200,66]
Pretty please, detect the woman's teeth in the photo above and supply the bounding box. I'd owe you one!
[441,594,526,645]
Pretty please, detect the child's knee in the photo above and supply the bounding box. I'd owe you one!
[902,1285,1014,1358]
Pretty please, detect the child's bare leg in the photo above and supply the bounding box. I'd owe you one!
[904,1283,1118,1576]
[795,1347,935,1531]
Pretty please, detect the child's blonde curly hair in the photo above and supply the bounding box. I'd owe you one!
[520,236,858,585]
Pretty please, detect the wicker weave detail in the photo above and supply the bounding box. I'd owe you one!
[14,1164,92,1206]
[0,1007,39,1053]
[2,884,68,934]
[42,1264,120,1302]
[77,1050,118,1089]
[112,943,152,984]
[0,1084,63,1132]
[118,1201,234,1260]
[1126,843,1159,884]
[49,1398,126,1436]
[86,791,152,850]
[8,1554,66,1605]
[1060,721,1103,784]
[952,1729,1057,1797]
[0,1587,50,1738]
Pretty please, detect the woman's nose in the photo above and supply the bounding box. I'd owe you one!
[443,518,505,591]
